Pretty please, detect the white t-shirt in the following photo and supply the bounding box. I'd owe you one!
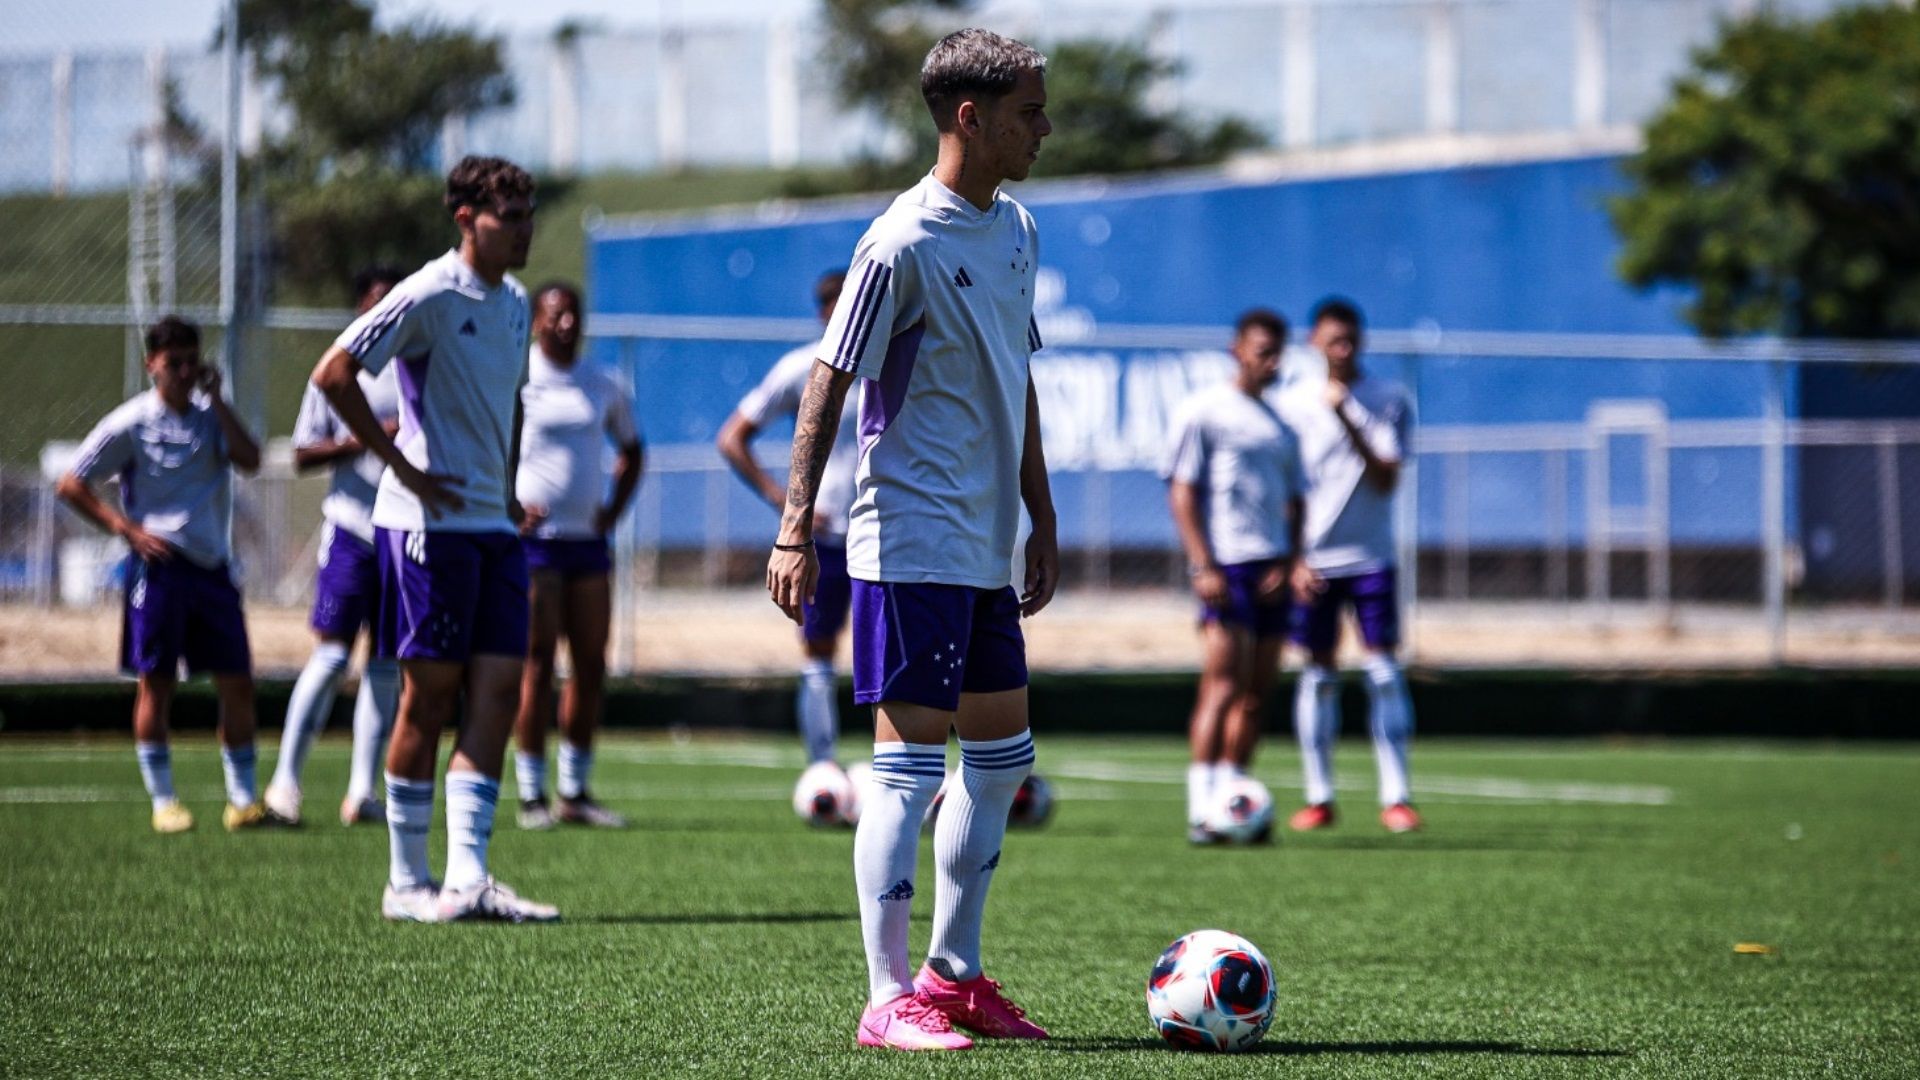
[1274,373,1413,576]
[1163,382,1306,566]
[735,343,859,543]
[821,174,1043,589]
[331,250,530,535]
[291,368,399,544]
[70,392,233,569]
[515,346,640,540]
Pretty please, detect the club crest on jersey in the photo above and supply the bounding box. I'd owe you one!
[953,267,974,288]
[878,879,915,902]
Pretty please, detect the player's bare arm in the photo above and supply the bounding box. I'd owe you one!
[717,413,786,509]
[1267,495,1306,603]
[766,360,855,622]
[54,473,172,562]
[596,438,645,537]
[313,345,464,517]
[1168,480,1227,609]
[293,416,401,471]
[1324,381,1401,494]
[1020,376,1059,617]
[198,367,262,473]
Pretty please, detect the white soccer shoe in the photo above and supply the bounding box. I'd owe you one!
[264,783,302,826]
[437,878,561,924]
[339,796,386,826]
[381,882,443,923]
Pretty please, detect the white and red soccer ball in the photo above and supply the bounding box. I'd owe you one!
[1202,777,1275,843]
[1145,929,1277,1052]
[791,761,854,827]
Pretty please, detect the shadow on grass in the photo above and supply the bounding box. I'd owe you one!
[1046,1037,1626,1058]
[572,910,857,926]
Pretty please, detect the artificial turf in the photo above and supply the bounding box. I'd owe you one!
[1,732,1915,1077]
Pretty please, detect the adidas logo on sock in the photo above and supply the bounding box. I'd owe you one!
[953,267,974,288]
[878,879,915,902]
[980,851,1000,872]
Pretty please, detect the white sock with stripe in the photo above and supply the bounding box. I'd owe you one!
[136,741,175,810]
[345,659,397,807]
[557,742,591,800]
[385,773,435,890]
[221,744,257,808]
[272,641,349,792]
[443,771,500,891]
[853,741,945,1006]
[1295,666,1340,806]
[928,731,1034,984]
[515,752,547,803]
[1365,655,1414,806]
[1185,762,1212,826]
[796,659,839,764]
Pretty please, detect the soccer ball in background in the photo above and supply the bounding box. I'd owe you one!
[791,761,853,826]
[840,762,873,826]
[1145,929,1278,1052]
[1203,777,1274,843]
[1009,773,1054,827]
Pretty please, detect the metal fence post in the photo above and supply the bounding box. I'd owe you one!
[1880,433,1903,613]
[1762,360,1788,663]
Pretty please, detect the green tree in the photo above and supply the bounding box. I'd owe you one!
[816,0,1262,185]
[1610,4,1920,338]
[224,0,515,297]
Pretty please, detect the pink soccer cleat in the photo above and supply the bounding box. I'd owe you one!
[1289,802,1337,832]
[913,965,1050,1040]
[1381,802,1424,833]
[856,993,974,1051]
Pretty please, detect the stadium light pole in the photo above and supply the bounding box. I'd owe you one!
[219,0,239,387]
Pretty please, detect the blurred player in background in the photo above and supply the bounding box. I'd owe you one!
[767,28,1057,1052]
[1164,309,1306,844]
[717,269,853,776]
[512,281,644,830]
[1278,298,1421,833]
[266,265,406,828]
[312,155,558,923]
[56,316,268,833]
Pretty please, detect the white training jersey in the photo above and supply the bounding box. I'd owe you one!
[291,367,400,544]
[1274,373,1413,576]
[1163,381,1307,566]
[735,343,859,543]
[820,174,1043,589]
[69,392,233,569]
[515,346,640,540]
[331,249,530,534]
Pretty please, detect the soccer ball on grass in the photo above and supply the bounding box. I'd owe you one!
[1145,929,1277,1052]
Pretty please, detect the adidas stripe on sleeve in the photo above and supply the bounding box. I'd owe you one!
[334,287,430,376]
[819,239,920,379]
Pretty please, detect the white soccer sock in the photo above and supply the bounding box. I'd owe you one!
[1295,666,1340,806]
[271,641,349,792]
[854,742,945,1006]
[385,773,435,890]
[443,770,500,891]
[1214,760,1244,783]
[557,742,591,800]
[136,741,175,810]
[929,731,1034,984]
[221,744,258,808]
[796,659,839,764]
[1365,655,1414,806]
[1185,762,1213,826]
[344,659,397,806]
[515,752,548,803]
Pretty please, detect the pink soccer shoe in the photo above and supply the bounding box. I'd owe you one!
[856,993,974,1051]
[913,965,1050,1040]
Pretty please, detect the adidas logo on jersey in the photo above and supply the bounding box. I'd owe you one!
[458,318,478,336]
[953,267,974,288]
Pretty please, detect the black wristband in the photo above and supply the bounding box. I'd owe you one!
[773,540,814,553]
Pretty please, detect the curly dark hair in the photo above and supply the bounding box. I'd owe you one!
[444,155,535,217]
[143,315,200,356]
[1235,308,1288,342]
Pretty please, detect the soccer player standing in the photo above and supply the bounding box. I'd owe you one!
[1278,299,1421,833]
[56,316,268,833]
[512,281,643,830]
[717,270,854,774]
[1164,310,1306,843]
[766,29,1057,1052]
[266,266,406,827]
[311,155,558,922]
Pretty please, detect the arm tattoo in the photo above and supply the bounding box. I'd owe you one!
[782,363,851,527]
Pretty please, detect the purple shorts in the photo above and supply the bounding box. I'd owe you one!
[523,536,612,580]
[1291,566,1401,654]
[851,581,1028,712]
[121,555,252,677]
[311,524,380,640]
[375,528,530,662]
[1199,558,1294,639]
[802,541,853,644]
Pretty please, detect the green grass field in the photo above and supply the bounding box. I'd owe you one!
[2,733,1915,1077]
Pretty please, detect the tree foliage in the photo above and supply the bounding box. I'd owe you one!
[817,0,1262,184]
[225,0,514,295]
[1611,4,1920,338]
